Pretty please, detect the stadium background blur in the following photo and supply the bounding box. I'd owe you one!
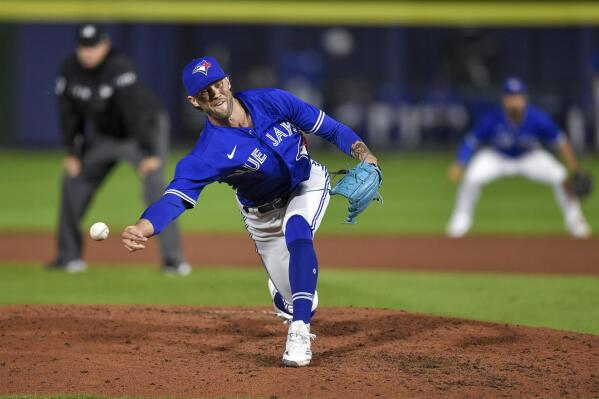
[2,2,599,154]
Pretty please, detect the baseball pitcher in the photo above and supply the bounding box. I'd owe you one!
[121,57,382,367]
[447,77,592,238]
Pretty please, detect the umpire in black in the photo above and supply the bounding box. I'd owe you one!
[50,23,190,275]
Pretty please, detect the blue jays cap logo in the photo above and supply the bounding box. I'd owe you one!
[182,56,226,96]
[192,60,212,76]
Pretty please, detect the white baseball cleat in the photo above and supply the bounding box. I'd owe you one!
[446,213,472,238]
[567,216,592,239]
[267,279,318,322]
[282,320,315,367]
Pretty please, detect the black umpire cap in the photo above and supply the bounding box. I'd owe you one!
[76,23,108,47]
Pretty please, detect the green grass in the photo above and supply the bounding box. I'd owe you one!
[0,149,598,235]
[1,264,598,335]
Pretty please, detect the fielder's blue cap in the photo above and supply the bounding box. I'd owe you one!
[502,77,527,95]
[182,56,226,96]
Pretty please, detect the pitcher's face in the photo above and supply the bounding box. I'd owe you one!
[188,77,233,120]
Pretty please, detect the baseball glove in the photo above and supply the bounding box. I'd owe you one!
[569,170,593,199]
[330,162,383,224]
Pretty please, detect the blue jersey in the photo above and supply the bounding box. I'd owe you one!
[142,88,361,234]
[456,105,564,165]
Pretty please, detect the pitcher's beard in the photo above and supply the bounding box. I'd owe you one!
[210,96,234,120]
[225,96,234,118]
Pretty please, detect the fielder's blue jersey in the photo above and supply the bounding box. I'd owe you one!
[142,88,360,234]
[456,105,564,165]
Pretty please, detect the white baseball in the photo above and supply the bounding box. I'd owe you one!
[89,222,109,241]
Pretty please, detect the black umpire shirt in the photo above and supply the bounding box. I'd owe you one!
[55,49,163,157]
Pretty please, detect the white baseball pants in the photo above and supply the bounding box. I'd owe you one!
[239,160,330,303]
[447,148,588,237]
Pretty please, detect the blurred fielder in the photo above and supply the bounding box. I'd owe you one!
[121,57,382,367]
[447,77,592,238]
[50,24,189,274]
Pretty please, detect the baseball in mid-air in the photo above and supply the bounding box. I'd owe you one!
[89,222,109,241]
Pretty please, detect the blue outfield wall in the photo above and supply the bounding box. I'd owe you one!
[8,23,599,149]
[16,23,182,147]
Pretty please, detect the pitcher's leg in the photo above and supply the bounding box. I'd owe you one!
[239,206,293,308]
[278,215,319,367]
[242,160,329,318]
[280,159,330,318]
[247,215,299,319]
[284,215,318,324]
[280,161,330,367]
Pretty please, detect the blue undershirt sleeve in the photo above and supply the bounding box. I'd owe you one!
[139,154,216,235]
[273,89,362,156]
[141,194,187,235]
[314,115,362,156]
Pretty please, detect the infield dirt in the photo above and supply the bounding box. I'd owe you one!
[1,305,598,398]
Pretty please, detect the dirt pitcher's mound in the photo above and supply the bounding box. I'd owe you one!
[1,306,598,399]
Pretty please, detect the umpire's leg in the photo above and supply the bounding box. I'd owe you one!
[137,113,186,268]
[57,148,115,265]
[143,171,185,267]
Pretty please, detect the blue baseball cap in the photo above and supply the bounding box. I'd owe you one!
[182,56,226,96]
[502,77,527,95]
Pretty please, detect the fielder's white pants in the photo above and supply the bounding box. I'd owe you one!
[447,148,586,236]
[238,160,330,303]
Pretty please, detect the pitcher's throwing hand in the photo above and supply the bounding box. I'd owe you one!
[122,221,153,252]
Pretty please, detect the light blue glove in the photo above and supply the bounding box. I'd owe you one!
[330,162,383,224]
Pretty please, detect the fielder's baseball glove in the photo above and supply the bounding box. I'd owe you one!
[569,170,593,199]
[330,162,383,224]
